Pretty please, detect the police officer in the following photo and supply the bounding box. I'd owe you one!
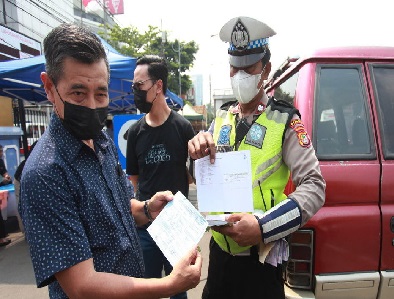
[188,16,326,299]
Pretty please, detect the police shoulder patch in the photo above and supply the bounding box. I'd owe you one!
[289,119,311,148]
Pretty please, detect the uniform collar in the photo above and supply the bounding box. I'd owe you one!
[229,93,269,116]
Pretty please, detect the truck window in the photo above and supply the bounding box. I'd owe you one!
[370,65,394,159]
[315,65,374,159]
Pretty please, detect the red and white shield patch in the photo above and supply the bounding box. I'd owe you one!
[289,119,311,148]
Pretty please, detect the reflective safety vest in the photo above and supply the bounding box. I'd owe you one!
[211,100,295,254]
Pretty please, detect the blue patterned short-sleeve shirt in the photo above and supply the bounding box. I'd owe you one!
[19,113,144,298]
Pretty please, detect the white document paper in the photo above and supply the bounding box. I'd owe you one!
[195,150,253,213]
[147,191,208,266]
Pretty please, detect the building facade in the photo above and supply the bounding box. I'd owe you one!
[0,0,117,58]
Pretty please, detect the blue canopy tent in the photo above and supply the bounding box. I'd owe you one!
[0,40,183,112]
[0,36,184,160]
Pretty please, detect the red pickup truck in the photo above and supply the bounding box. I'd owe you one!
[265,47,394,299]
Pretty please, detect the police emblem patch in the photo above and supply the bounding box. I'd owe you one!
[290,119,311,148]
[297,132,311,147]
[218,125,232,145]
[245,123,266,149]
[231,19,250,51]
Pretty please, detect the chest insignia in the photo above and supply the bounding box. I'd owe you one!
[218,125,232,145]
[245,123,266,149]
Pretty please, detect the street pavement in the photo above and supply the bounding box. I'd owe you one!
[0,231,210,299]
[0,184,209,299]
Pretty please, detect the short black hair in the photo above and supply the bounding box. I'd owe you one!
[136,55,168,94]
[43,23,109,85]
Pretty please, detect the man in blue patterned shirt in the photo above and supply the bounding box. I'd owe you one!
[19,23,202,299]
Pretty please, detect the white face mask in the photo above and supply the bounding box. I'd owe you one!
[230,70,264,104]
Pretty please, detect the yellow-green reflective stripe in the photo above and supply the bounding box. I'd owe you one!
[216,109,228,118]
[265,106,289,124]
[252,157,284,188]
[255,150,283,176]
[252,151,282,187]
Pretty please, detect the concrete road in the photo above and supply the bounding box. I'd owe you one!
[0,231,210,299]
[0,184,209,299]
[0,232,49,299]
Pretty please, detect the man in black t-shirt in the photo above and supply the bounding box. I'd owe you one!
[126,55,195,299]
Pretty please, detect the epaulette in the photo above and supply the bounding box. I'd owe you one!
[267,96,301,130]
[220,100,237,111]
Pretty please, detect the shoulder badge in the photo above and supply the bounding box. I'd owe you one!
[290,119,311,148]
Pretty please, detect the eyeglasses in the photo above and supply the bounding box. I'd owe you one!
[132,78,154,91]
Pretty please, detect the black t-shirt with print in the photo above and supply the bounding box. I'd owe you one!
[126,110,195,201]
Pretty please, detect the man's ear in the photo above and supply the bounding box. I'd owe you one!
[40,72,55,104]
[263,62,271,80]
[156,79,164,95]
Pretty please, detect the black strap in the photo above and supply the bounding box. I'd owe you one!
[235,118,252,145]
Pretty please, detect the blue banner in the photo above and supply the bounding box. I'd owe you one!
[113,114,143,171]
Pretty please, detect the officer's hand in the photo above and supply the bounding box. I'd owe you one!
[188,132,216,163]
[212,213,261,247]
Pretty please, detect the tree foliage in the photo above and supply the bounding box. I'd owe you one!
[99,24,199,101]
[274,87,293,105]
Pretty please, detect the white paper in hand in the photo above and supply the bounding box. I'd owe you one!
[147,191,208,266]
[195,150,253,213]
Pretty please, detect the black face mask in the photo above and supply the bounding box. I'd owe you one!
[55,87,108,140]
[133,80,157,113]
[134,89,153,113]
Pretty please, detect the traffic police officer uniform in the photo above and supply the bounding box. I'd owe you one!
[202,16,326,299]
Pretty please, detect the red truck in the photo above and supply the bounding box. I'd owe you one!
[265,47,394,299]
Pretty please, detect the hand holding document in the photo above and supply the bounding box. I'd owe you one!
[147,191,208,266]
[195,150,253,226]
